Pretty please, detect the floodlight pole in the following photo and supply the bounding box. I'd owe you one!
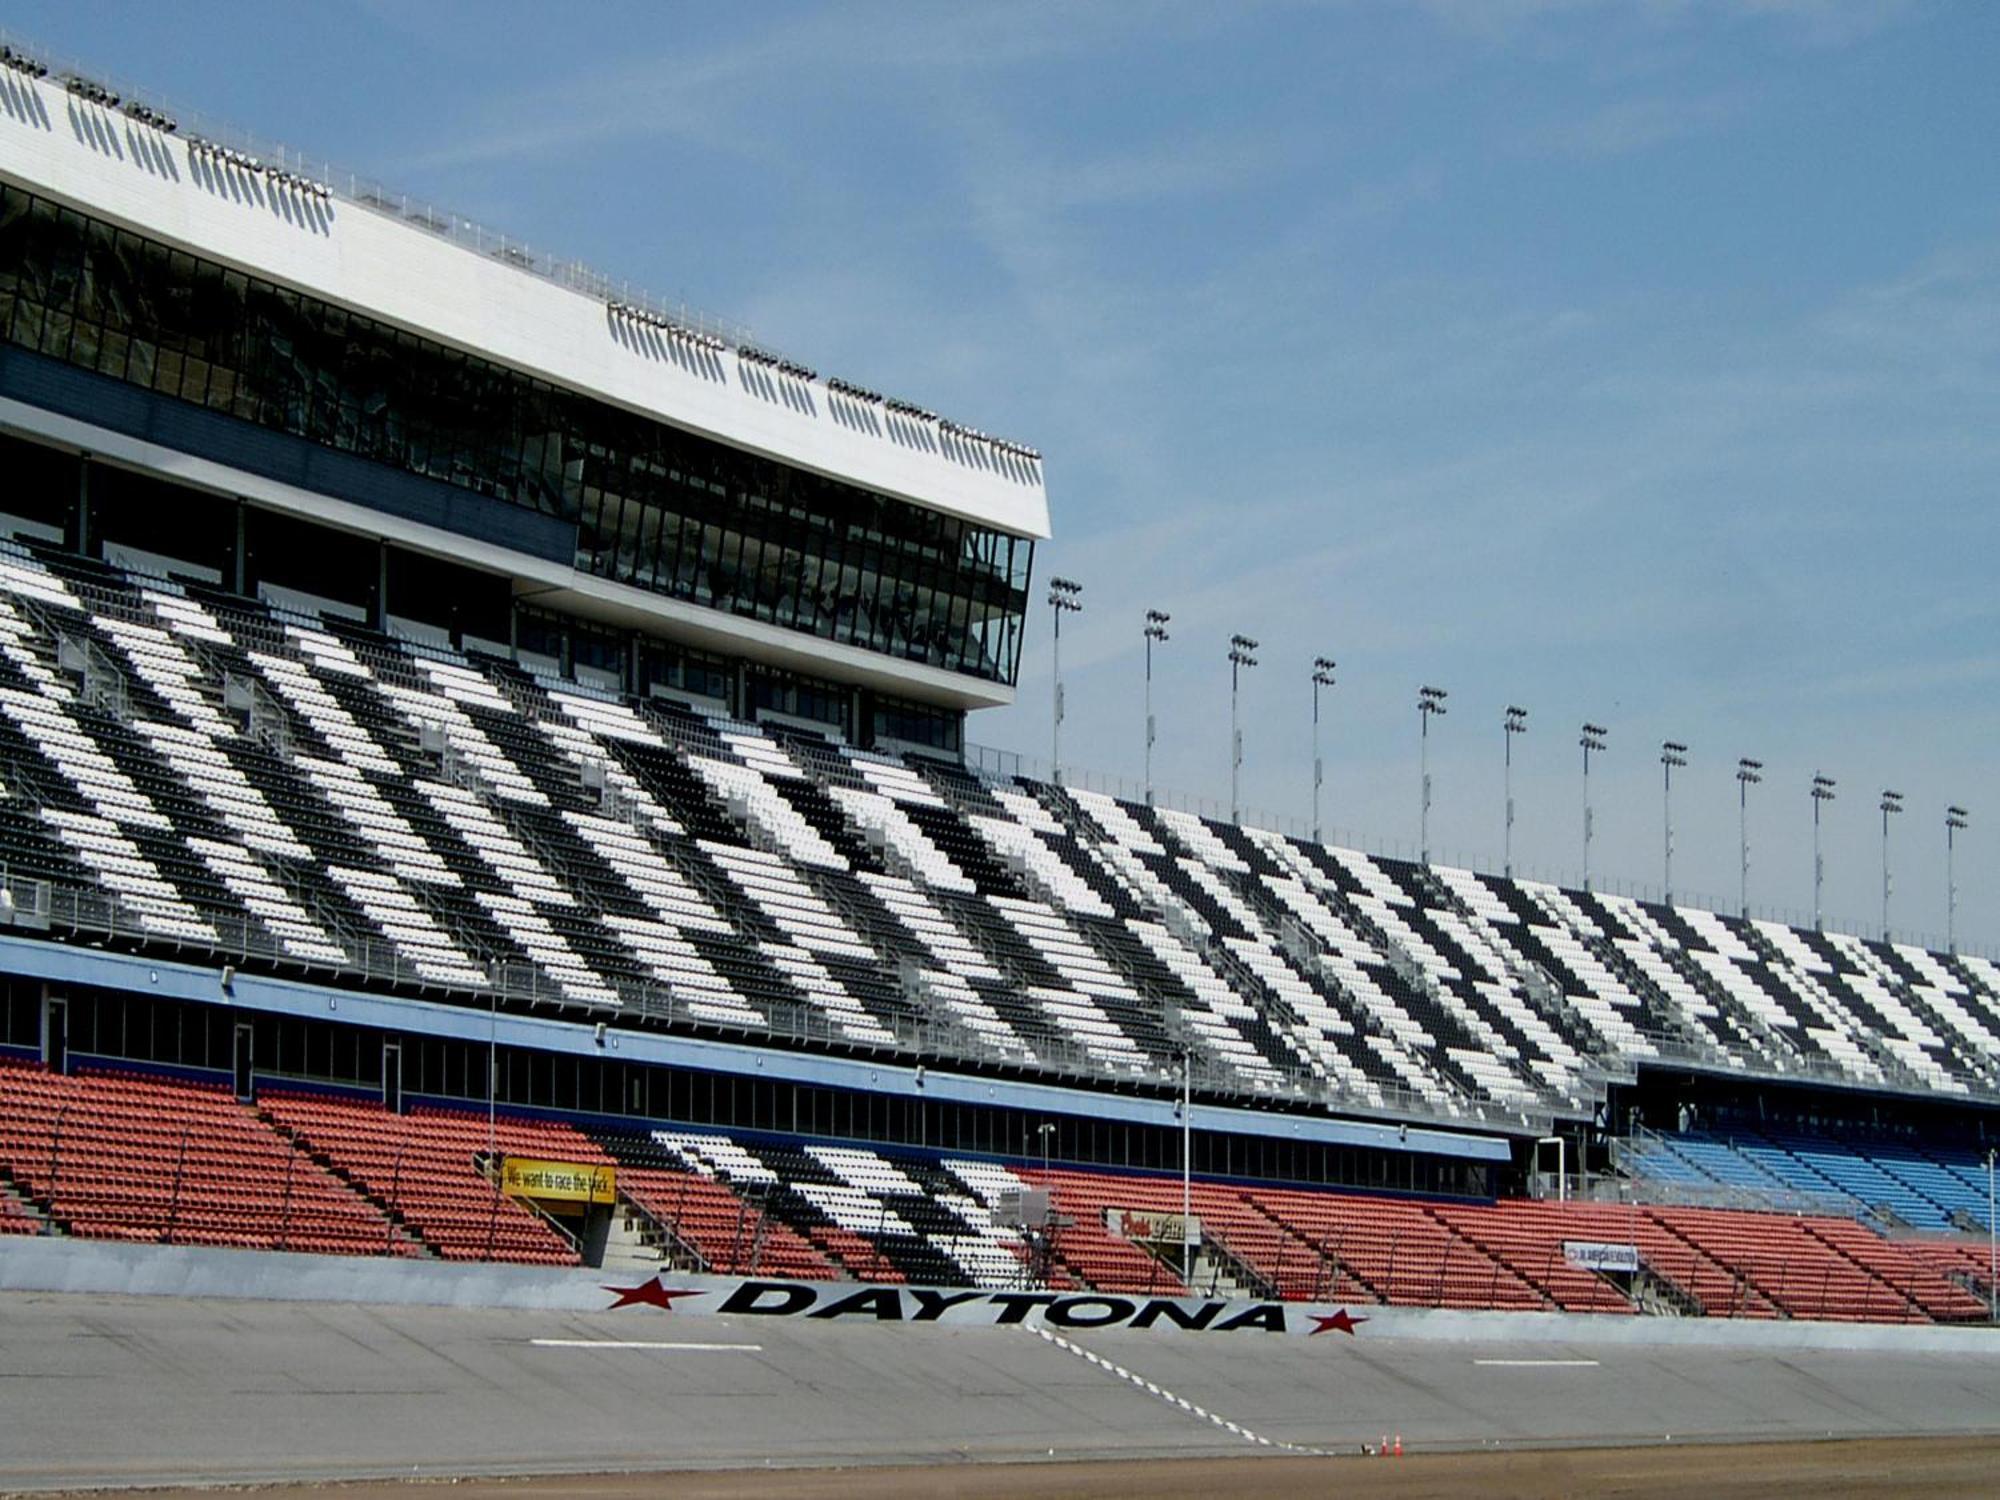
[1737,759,1763,919]
[1580,724,1608,893]
[1812,773,1836,931]
[1144,611,1170,805]
[1947,807,1969,955]
[1047,578,1081,784]
[1879,790,1902,942]
[1504,707,1527,878]
[1661,742,1687,905]
[1312,658,1337,844]
[1419,687,1447,863]
[1229,636,1259,822]
[1181,1050,1193,1255]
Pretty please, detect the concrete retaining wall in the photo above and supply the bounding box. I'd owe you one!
[6,1236,1996,1355]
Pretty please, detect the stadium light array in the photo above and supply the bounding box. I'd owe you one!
[736,344,818,383]
[1311,657,1337,844]
[1047,578,1082,784]
[1,46,49,79]
[1811,772,1837,931]
[1947,805,1970,954]
[606,300,728,353]
[1579,723,1607,892]
[1418,686,1447,863]
[1737,758,1763,917]
[1879,790,1904,941]
[1229,636,1260,822]
[1143,611,1171,806]
[1661,741,1688,905]
[61,72,118,109]
[826,377,884,405]
[121,100,177,134]
[1503,706,1528,878]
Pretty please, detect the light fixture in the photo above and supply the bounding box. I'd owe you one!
[1048,577,1083,782]
[1737,758,1763,918]
[1229,636,1259,822]
[1504,706,1528,877]
[1311,657,1336,844]
[1143,611,1171,805]
[1661,740,1688,905]
[1579,723,1608,892]
[1418,687,1448,863]
[1947,805,1970,955]
[1879,789,1903,942]
[1811,772,1837,931]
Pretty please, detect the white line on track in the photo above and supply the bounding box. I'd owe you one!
[1473,1358,1601,1367]
[528,1339,764,1351]
[1026,1325,1323,1456]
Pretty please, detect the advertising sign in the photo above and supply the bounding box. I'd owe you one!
[1104,1206,1201,1247]
[501,1158,617,1206]
[1562,1240,1642,1274]
[601,1273,1369,1338]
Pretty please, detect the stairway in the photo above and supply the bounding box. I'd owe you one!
[254,1109,437,1259]
[598,1199,674,1277]
[0,1171,56,1235]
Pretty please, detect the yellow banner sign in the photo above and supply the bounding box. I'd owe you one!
[501,1157,617,1205]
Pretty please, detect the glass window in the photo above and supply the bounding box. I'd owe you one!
[0,183,1035,686]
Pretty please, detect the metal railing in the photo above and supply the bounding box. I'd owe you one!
[0,857,1549,1136]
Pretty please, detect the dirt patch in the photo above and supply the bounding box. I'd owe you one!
[79,1436,2000,1500]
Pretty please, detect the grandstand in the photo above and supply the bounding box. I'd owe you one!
[0,40,1996,1343]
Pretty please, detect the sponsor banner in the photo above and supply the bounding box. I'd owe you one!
[1563,1240,1642,1274]
[1103,1206,1201,1247]
[601,1273,1368,1338]
[502,1158,617,1205]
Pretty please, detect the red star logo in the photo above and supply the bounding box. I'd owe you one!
[602,1278,704,1312]
[1309,1308,1368,1336]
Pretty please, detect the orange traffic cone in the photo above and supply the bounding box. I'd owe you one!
[1393,1434,1404,1458]
[1380,1434,1389,1458]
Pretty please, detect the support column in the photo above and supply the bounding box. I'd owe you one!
[231,500,248,596]
[72,455,92,557]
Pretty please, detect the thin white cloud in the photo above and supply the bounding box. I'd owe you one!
[1511,89,1749,160]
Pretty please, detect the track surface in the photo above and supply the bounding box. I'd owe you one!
[2,1291,1998,1491]
[101,1440,2000,1499]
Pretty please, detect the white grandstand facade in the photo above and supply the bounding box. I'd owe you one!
[0,47,1045,745]
[1,41,1998,1217]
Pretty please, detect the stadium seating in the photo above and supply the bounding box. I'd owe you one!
[1645,1207,1924,1323]
[1,1059,1990,1323]
[6,544,2000,1329]
[261,1092,593,1264]
[1248,1185,1549,1311]
[0,1059,406,1254]
[1620,1126,1999,1231]
[6,538,2000,1134]
[0,1188,44,1233]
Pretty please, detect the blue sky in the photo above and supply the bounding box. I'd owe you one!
[11,1,1997,946]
